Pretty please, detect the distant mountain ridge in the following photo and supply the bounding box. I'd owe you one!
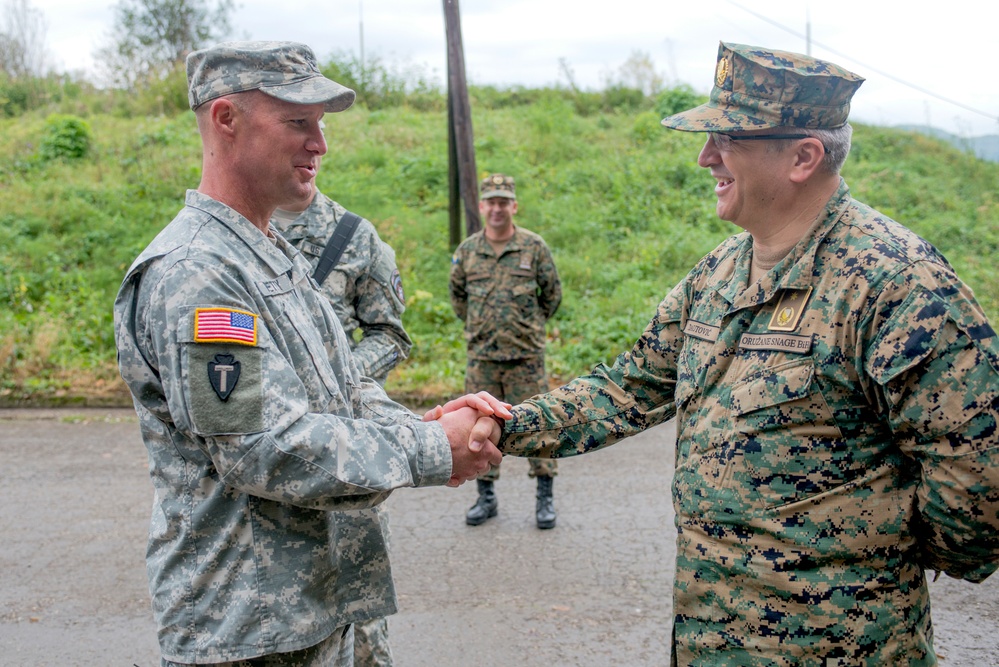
[896,124,999,163]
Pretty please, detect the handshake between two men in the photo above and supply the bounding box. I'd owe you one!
[423,391,510,487]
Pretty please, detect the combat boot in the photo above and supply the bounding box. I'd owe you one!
[535,475,556,529]
[465,479,498,526]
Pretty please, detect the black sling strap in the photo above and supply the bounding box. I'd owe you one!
[312,211,362,286]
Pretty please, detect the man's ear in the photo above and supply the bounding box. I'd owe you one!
[208,98,239,140]
[789,138,826,183]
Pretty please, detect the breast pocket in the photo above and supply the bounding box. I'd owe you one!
[728,359,848,508]
[465,274,492,325]
[260,277,349,413]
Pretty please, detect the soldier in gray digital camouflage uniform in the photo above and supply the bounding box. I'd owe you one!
[273,174,411,666]
[113,40,506,667]
[449,174,563,529]
[450,42,999,665]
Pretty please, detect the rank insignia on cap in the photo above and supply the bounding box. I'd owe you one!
[715,56,730,87]
[208,353,240,401]
[194,307,258,345]
[492,175,505,184]
[768,287,813,332]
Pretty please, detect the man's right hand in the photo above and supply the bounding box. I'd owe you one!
[437,406,504,487]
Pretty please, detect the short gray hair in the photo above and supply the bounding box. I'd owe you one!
[766,124,853,175]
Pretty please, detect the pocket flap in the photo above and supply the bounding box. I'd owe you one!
[730,361,814,416]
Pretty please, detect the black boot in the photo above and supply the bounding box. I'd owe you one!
[535,475,556,529]
[466,479,498,526]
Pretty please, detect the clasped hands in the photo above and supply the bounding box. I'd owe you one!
[423,392,510,487]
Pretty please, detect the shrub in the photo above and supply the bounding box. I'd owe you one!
[656,84,704,119]
[39,114,92,160]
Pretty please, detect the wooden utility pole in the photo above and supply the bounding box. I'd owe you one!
[443,0,480,247]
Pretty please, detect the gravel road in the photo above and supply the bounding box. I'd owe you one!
[1,408,996,666]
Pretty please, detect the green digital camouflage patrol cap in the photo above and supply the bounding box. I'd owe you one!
[661,42,864,132]
[186,41,356,112]
[480,173,516,200]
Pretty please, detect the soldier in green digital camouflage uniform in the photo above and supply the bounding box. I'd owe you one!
[113,41,505,666]
[273,175,410,666]
[449,174,563,528]
[451,42,999,665]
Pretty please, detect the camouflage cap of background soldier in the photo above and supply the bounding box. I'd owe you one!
[661,41,864,133]
[186,41,356,113]
[480,173,516,200]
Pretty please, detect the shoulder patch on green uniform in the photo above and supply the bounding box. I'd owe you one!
[188,344,264,435]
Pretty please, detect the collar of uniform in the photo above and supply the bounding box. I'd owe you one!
[475,225,522,257]
[778,179,851,286]
[721,179,852,310]
[303,189,343,242]
[185,190,297,277]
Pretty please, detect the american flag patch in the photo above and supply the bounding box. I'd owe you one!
[194,308,257,346]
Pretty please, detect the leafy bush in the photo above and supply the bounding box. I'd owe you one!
[656,84,705,119]
[39,114,92,160]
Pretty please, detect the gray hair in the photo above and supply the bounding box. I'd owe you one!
[766,124,853,175]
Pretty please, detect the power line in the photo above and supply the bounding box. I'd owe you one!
[726,1,999,125]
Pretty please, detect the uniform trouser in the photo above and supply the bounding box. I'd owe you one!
[352,617,392,666]
[162,624,353,667]
[465,356,558,481]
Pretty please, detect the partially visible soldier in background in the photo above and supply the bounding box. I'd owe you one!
[449,173,562,529]
[273,166,409,667]
[273,159,411,386]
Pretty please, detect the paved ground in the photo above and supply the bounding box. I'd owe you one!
[1,408,997,666]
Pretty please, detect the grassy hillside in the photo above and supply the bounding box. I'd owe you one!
[1,98,997,406]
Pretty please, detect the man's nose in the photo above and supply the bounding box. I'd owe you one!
[307,127,327,156]
[697,135,718,167]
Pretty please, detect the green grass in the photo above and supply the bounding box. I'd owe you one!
[1,99,997,405]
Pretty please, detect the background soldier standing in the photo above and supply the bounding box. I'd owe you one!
[449,174,562,529]
[273,171,409,666]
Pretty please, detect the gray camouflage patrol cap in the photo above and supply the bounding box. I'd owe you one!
[661,42,864,132]
[480,173,516,200]
[186,41,355,112]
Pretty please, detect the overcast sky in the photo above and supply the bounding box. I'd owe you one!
[28,0,999,137]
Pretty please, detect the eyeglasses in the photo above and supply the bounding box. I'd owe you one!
[710,132,827,153]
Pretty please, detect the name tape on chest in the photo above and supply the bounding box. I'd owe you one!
[258,274,294,296]
[302,241,324,258]
[194,307,258,346]
[739,332,813,354]
[683,319,721,343]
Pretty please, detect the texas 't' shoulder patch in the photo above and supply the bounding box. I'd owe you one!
[194,307,258,345]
